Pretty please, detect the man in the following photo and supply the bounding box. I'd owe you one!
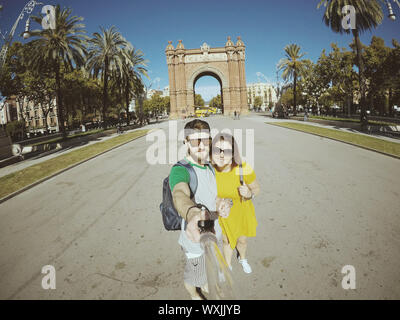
[169,119,229,299]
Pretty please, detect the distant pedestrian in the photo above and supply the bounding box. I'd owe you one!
[234,111,237,120]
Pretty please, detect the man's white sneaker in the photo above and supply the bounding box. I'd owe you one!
[238,259,252,274]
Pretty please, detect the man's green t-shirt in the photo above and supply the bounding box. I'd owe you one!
[169,159,208,192]
[169,166,190,192]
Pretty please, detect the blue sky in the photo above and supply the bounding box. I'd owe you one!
[1,0,399,101]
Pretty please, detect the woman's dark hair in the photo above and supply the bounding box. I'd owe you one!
[211,132,242,169]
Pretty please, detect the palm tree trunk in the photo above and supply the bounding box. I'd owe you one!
[352,29,368,127]
[42,104,49,134]
[389,88,393,117]
[125,83,130,126]
[347,96,351,117]
[55,62,66,139]
[293,70,297,116]
[102,58,109,130]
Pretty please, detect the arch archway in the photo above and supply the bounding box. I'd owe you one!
[165,37,248,118]
[191,68,225,114]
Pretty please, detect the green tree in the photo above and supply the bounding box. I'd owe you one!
[195,94,205,107]
[63,68,88,128]
[0,42,31,134]
[318,0,384,125]
[116,47,148,125]
[277,44,308,115]
[132,79,145,124]
[363,36,392,115]
[142,93,167,118]
[86,26,131,129]
[28,5,87,138]
[5,120,25,141]
[24,65,56,133]
[280,87,304,108]
[254,96,263,109]
[316,44,357,114]
[385,40,400,115]
[162,96,170,114]
[209,94,222,109]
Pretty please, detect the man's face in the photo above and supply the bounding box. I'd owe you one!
[186,130,211,164]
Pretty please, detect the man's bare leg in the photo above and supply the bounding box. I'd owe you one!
[184,282,203,300]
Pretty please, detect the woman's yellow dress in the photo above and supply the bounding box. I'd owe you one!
[215,162,258,249]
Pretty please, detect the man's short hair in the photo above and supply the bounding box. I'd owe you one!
[184,119,210,139]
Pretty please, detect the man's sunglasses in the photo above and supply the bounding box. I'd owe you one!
[187,137,212,147]
[212,147,233,157]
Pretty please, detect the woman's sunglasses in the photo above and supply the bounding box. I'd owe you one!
[212,147,233,157]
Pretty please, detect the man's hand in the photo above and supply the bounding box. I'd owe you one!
[185,208,205,243]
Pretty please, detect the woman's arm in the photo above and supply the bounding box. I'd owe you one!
[247,179,260,197]
[238,178,260,200]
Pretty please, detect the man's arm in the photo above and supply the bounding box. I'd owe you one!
[172,182,201,222]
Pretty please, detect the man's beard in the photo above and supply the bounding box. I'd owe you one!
[189,150,209,164]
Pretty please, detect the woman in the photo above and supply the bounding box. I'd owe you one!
[211,133,260,273]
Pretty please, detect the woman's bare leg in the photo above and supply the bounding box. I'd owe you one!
[236,236,248,260]
[222,233,234,269]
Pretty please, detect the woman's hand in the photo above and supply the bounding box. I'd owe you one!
[216,198,232,218]
[238,183,252,199]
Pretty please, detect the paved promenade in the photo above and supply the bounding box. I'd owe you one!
[1,115,399,299]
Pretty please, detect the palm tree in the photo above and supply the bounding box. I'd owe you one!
[317,0,384,125]
[86,26,131,129]
[277,44,308,115]
[27,5,87,138]
[120,47,148,126]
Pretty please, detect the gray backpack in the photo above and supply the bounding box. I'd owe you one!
[159,160,215,231]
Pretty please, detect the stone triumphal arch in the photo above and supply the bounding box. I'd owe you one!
[165,37,248,118]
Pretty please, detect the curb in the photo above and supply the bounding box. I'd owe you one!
[266,123,400,161]
[0,130,151,204]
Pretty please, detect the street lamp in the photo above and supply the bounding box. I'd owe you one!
[0,1,43,73]
[387,1,396,20]
[23,18,31,39]
[387,0,400,21]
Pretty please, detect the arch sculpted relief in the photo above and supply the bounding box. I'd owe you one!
[165,37,248,118]
[185,53,227,63]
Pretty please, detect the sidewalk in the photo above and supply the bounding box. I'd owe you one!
[0,123,158,179]
[264,116,400,144]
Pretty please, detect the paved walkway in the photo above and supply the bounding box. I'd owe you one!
[1,114,399,299]
[0,124,160,179]
[262,115,400,144]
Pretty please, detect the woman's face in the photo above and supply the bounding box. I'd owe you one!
[212,139,233,169]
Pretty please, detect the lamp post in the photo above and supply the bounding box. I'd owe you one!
[0,1,43,74]
[386,0,400,21]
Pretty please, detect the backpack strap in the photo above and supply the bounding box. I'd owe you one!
[205,162,216,176]
[175,159,198,198]
[174,160,198,231]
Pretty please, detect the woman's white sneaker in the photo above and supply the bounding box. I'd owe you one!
[238,259,252,274]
